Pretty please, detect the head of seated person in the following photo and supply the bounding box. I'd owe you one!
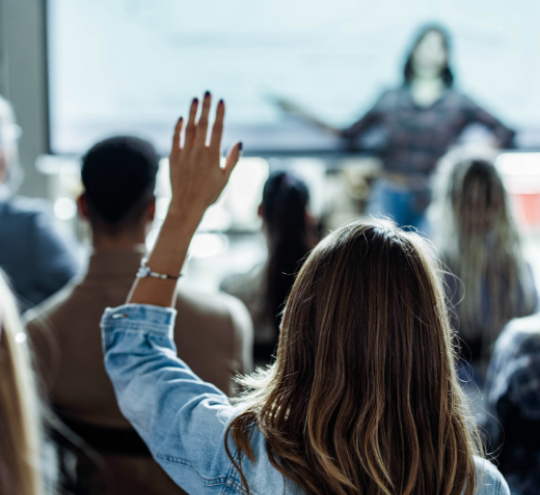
[230,218,484,494]
[220,171,315,365]
[259,171,313,328]
[78,136,159,249]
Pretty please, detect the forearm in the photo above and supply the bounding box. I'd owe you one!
[305,115,340,136]
[466,100,516,148]
[128,205,203,307]
[340,112,377,140]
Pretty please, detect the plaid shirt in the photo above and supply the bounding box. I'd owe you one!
[342,87,515,176]
[484,314,540,495]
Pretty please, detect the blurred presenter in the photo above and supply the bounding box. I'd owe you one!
[277,25,515,229]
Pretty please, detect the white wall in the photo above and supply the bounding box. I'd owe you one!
[0,0,48,198]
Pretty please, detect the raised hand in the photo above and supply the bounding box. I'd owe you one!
[169,91,242,215]
[127,92,242,307]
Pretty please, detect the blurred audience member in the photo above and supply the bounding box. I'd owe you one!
[0,269,43,495]
[0,96,80,309]
[221,171,314,365]
[483,314,540,495]
[25,136,253,495]
[430,149,538,373]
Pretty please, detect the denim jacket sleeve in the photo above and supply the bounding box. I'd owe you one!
[101,304,246,494]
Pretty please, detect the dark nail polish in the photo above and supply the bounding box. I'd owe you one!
[192,98,198,105]
[204,91,210,98]
[218,99,224,106]
[178,116,183,122]
[238,142,243,151]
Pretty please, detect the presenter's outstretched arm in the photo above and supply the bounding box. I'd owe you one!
[272,95,341,137]
[127,92,242,307]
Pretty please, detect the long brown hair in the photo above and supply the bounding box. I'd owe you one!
[226,219,480,495]
[430,149,537,360]
[0,270,43,495]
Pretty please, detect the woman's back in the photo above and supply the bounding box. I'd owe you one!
[104,219,509,495]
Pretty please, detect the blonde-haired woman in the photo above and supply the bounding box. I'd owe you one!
[429,149,538,370]
[0,269,43,495]
[102,94,509,494]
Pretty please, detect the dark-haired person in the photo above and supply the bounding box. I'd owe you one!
[221,171,315,365]
[276,25,515,229]
[25,135,253,495]
[483,314,540,495]
[101,93,509,495]
[0,95,80,309]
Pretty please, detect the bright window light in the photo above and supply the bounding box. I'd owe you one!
[54,196,77,220]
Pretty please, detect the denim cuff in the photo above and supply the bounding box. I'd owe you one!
[101,304,177,336]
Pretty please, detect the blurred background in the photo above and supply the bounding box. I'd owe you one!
[1,0,539,293]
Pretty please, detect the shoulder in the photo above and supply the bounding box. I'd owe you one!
[1,195,53,221]
[177,286,241,319]
[374,88,402,107]
[494,315,540,358]
[504,313,540,336]
[227,424,302,494]
[175,287,251,336]
[220,264,265,301]
[219,292,253,335]
[23,281,78,330]
[486,315,540,419]
[473,457,510,495]
[383,87,401,96]
[447,90,477,109]
[0,196,66,245]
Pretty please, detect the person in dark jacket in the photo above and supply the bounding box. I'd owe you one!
[0,95,79,308]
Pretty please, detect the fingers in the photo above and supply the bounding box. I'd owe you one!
[210,99,225,155]
[194,91,212,148]
[184,98,199,148]
[170,117,183,156]
[224,141,243,176]
[182,93,234,165]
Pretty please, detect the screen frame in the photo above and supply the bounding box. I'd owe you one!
[43,0,539,157]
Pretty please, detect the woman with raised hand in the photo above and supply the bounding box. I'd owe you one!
[102,92,509,495]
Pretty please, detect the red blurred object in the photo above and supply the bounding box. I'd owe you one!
[511,192,540,227]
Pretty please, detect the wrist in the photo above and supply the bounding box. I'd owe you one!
[166,199,205,227]
[168,195,206,214]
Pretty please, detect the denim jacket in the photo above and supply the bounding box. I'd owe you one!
[102,304,510,495]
